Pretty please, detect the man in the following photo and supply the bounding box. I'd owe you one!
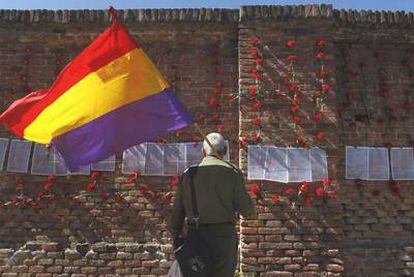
[169,132,256,276]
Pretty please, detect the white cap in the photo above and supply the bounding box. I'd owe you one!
[203,132,227,157]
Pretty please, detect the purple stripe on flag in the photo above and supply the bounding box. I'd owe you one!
[52,88,193,171]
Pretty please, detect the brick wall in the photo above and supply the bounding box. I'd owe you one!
[0,5,413,276]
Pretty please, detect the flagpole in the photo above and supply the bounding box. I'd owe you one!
[194,123,222,159]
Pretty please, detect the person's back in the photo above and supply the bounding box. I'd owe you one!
[169,132,255,276]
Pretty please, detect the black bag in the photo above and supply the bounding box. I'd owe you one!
[175,167,214,277]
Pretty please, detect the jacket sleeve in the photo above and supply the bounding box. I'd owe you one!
[168,175,186,238]
[233,170,256,219]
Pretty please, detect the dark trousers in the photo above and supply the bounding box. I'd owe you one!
[189,223,239,277]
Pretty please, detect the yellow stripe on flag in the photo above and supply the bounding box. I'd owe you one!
[24,48,169,143]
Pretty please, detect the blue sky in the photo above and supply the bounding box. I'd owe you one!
[0,0,413,11]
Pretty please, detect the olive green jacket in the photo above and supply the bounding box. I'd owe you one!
[169,155,256,238]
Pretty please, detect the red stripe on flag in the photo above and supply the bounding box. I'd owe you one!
[0,19,138,138]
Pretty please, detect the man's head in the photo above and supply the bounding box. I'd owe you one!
[202,132,227,158]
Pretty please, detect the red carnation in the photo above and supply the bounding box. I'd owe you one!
[198,112,207,122]
[250,185,261,198]
[285,40,296,47]
[272,193,280,205]
[132,170,141,175]
[171,176,179,189]
[293,116,301,125]
[299,181,309,194]
[315,131,325,140]
[287,55,297,61]
[251,68,259,74]
[288,83,298,91]
[316,39,326,47]
[163,192,173,202]
[290,105,299,113]
[217,125,225,132]
[250,50,260,58]
[209,97,216,106]
[250,86,256,96]
[251,36,260,46]
[215,81,222,87]
[86,183,96,191]
[322,84,330,92]
[255,58,264,64]
[316,52,325,59]
[284,76,291,85]
[313,111,322,122]
[90,171,100,180]
[252,134,261,142]
[242,134,249,142]
[254,74,262,80]
[214,89,222,95]
[127,177,137,183]
[211,113,219,122]
[253,102,263,109]
[43,183,53,191]
[315,186,324,197]
[284,187,295,196]
[48,175,57,182]
[216,102,222,109]
[252,118,261,126]
[322,178,331,186]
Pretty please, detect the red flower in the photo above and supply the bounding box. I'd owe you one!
[285,40,296,47]
[290,105,299,113]
[316,39,326,47]
[284,187,296,196]
[322,178,331,186]
[252,118,261,126]
[48,175,57,182]
[251,68,259,74]
[198,112,207,122]
[288,83,298,91]
[284,76,291,85]
[304,196,314,205]
[250,86,256,96]
[250,50,260,58]
[254,74,262,80]
[171,176,179,189]
[163,192,173,202]
[43,183,53,191]
[296,136,307,148]
[90,171,100,180]
[151,191,159,201]
[209,97,216,106]
[299,181,309,194]
[217,124,225,132]
[215,81,222,87]
[250,185,261,198]
[287,55,297,61]
[255,58,264,64]
[315,131,325,140]
[253,102,263,109]
[211,113,219,122]
[318,70,329,78]
[272,193,280,205]
[216,102,222,109]
[322,84,330,92]
[86,183,96,191]
[214,89,222,95]
[313,111,322,122]
[315,186,324,197]
[127,177,137,183]
[251,36,260,46]
[293,116,300,125]
[252,134,261,142]
[316,52,325,60]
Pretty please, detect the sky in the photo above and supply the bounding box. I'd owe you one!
[0,0,413,11]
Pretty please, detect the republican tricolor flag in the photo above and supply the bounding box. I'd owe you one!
[0,7,193,171]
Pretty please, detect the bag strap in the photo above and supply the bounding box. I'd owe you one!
[187,166,200,229]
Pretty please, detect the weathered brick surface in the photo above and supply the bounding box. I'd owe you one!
[0,4,413,276]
